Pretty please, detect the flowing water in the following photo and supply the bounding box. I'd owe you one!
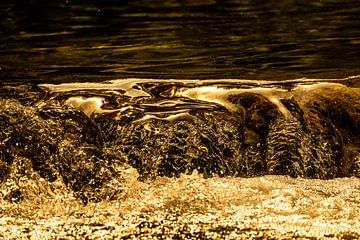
[1,0,360,82]
[1,0,360,239]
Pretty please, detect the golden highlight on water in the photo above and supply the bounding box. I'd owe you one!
[1,76,360,239]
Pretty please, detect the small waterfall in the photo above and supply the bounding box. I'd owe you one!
[0,78,359,204]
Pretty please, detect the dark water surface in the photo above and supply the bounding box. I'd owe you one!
[1,0,360,83]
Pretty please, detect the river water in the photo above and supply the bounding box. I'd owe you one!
[1,0,360,82]
[1,0,360,239]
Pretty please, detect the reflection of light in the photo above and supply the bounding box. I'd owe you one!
[179,86,292,118]
[44,78,354,121]
[65,97,118,116]
[133,112,193,123]
[293,82,345,91]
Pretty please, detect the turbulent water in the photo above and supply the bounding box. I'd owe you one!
[1,0,360,238]
[1,77,360,239]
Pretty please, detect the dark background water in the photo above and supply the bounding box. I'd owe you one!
[0,0,360,83]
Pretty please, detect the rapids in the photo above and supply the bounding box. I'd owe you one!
[1,77,360,239]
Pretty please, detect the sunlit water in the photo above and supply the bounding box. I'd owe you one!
[2,170,360,239]
[1,0,360,239]
[1,77,360,239]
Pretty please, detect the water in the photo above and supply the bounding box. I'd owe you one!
[1,0,360,82]
[1,0,360,239]
[1,78,360,238]
[2,172,360,239]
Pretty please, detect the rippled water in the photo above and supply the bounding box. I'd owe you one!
[1,1,360,239]
[1,0,360,82]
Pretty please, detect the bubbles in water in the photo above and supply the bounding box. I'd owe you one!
[1,77,360,238]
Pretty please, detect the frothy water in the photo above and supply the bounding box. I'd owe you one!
[1,77,359,238]
[1,171,360,239]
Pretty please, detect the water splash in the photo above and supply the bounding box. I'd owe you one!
[1,77,360,238]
